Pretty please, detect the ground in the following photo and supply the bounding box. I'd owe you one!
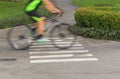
[0,0,120,79]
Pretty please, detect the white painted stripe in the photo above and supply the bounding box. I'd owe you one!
[30,44,82,48]
[48,38,59,39]
[30,54,93,59]
[29,47,85,51]
[30,58,98,63]
[29,50,89,54]
[33,37,76,40]
[64,37,75,39]
[78,54,93,57]
[31,42,52,45]
[33,40,79,45]
[30,54,74,59]
[53,40,63,41]
[47,37,75,40]
[32,41,78,44]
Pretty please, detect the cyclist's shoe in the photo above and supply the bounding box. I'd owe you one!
[33,35,43,40]
[33,34,49,43]
[37,38,50,44]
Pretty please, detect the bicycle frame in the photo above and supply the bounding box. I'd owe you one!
[7,13,76,50]
[44,19,61,32]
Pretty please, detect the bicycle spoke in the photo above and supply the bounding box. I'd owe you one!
[7,25,32,50]
[50,23,76,49]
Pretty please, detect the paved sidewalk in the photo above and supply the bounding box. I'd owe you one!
[0,29,7,39]
[53,0,77,24]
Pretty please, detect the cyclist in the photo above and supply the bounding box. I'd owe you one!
[25,0,62,41]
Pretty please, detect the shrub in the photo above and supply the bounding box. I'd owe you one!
[74,7,120,41]
[0,14,31,29]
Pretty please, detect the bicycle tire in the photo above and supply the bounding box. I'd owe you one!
[50,23,77,49]
[7,25,32,50]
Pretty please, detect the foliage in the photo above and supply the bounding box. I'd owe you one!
[74,7,120,41]
[71,0,120,7]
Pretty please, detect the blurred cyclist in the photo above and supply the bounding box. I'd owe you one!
[25,0,62,40]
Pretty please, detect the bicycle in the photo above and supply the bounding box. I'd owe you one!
[7,14,77,50]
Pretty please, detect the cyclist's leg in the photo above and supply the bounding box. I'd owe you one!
[25,0,45,38]
[35,16,46,35]
[25,11,49,43]
[25,11,45,39]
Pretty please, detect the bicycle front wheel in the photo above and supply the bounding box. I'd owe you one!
[7,25,32,50]
[50,23,76,49]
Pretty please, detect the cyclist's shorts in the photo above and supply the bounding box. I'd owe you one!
[25,11,43,22]
[25,0,44,22]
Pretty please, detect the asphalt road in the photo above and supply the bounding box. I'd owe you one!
[0,37,120,79]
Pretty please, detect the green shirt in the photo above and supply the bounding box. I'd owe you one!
[25,0,45,12]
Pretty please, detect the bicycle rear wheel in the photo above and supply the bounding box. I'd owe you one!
[50,23,76,49]
[7,25,32,50]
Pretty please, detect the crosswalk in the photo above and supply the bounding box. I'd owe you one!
[29,38,98,64]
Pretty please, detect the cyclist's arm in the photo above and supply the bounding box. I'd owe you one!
[42,0,62,14]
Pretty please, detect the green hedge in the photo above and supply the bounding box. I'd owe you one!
[0,14,31,29]
[74,7,120,41]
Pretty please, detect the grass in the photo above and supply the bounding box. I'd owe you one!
[0,0,28,19]
[71,0,120,7]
